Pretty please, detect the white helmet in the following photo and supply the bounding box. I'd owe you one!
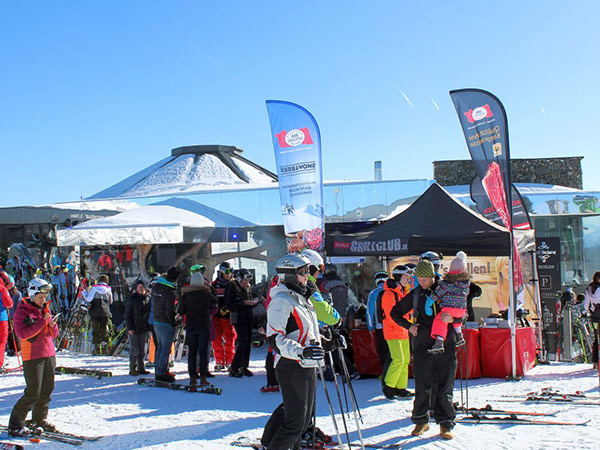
[28,278,53,299]
[300,249,324,272]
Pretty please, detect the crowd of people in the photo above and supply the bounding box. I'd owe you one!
[1,252,600,447]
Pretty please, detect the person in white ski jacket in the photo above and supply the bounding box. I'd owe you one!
[261,254,325,450]
[82,275,113,354]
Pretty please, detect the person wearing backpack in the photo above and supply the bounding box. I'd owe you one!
[82,274,113,355]
[381,265,414,400]
[366,271,390,376]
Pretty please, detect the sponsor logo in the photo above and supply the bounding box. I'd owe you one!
[349,239,407,253]
[493,142,502,157]
[464,104,493,123]
[280,161,316,174]
[333,240,351,249]
[275,128,314,148]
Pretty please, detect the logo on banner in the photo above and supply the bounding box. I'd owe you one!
[333,240,351,250]
[493,142,502,157]
[464,104,493,123]
[275,128,314,148]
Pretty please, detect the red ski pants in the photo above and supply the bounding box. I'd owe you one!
[212,317,237,366]
[431,307,466,340]
[0,321,8,367]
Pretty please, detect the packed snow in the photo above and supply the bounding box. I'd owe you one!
[1,348,598,449]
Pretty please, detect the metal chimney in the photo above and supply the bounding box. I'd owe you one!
[374,161,382,181]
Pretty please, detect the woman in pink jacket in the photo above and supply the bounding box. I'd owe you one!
[8,278,59,437]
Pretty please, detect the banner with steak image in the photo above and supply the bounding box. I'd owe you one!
[266,100,325,252]
[450,89,527,307]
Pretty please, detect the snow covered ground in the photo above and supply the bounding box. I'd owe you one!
[1,347,599,449]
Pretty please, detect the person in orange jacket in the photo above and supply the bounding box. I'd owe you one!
[381,265,414,400]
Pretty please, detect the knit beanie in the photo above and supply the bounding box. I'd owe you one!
[166,266,180,282]
[449,251,467,274]
[414,260,435,278]
[190,272,205,286]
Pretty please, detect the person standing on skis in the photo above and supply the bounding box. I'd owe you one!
[261,254,324,450]
[8,278,59,436]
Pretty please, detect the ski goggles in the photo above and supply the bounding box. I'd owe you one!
[296,266,310,276]
[242,273,253,280]
[221,268,234,274]
[392,265,414,277]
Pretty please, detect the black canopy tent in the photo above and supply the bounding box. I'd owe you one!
[326,183,512,257]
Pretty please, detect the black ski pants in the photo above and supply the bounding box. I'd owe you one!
[10,356,56,427]
[411,344,456,429]
[261,358,316,450]
[186,328,210,378]
[128,332,147,369]
[90,317,109,346]
[230,322,252,372]
[265,349,278,386]
[375,328,390,378]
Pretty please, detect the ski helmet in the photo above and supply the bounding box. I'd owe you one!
[237,268,253,282]
[190,264,206,275]
[300,249,324,274]
[275,254,311,287]
[420,251,442,270]
[28,278,53,299]
[218,261,233,274]
[323,263,337,275]
[392,265,413,282]
[374,271,388,285]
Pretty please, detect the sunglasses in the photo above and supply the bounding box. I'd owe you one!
[297,266,310,276]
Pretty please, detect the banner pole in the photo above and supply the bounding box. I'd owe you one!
[529,249,546,362]
[508,233,517,380]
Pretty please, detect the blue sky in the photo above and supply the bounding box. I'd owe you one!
[1,1,599,206]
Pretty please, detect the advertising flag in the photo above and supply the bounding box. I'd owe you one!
[450,89,526,303]
[266,100,325,252]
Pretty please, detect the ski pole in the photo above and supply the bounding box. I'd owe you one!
[327,351,351,449]
[336,347,365,450]
[316,361,345,450]
[458,344,464,412]
[464,334,469,410]
[337,346,363,422]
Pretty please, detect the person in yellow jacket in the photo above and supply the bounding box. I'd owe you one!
[381,265,414,400]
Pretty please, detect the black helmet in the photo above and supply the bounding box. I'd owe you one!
[218,261,233,274]
[323,263,337,275]
[374,271,388,285]
[237,268,253,282]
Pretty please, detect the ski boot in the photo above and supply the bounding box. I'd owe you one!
[27,420,58,433]
[428,339,445,354]
[8,424,31,437]
[454,334,466,347]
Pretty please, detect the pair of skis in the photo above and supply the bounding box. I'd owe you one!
[55,366,113,379]
[457,404,588,426]
[231,436,402,449]
[137,377,222,395]
[0,425,102,446]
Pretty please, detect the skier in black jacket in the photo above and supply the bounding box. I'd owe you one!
[226,268,259,378]
[125,280,151,376]
[152,266,179,382]
[178,272,218,386]
[390,260,458,441]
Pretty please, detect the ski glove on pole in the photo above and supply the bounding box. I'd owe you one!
[301,345,325,360]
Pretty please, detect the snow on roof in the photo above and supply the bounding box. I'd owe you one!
[87,145,277,200]
[71,197,255,230]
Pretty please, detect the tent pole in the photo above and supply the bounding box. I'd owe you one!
[508,235,517,380]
